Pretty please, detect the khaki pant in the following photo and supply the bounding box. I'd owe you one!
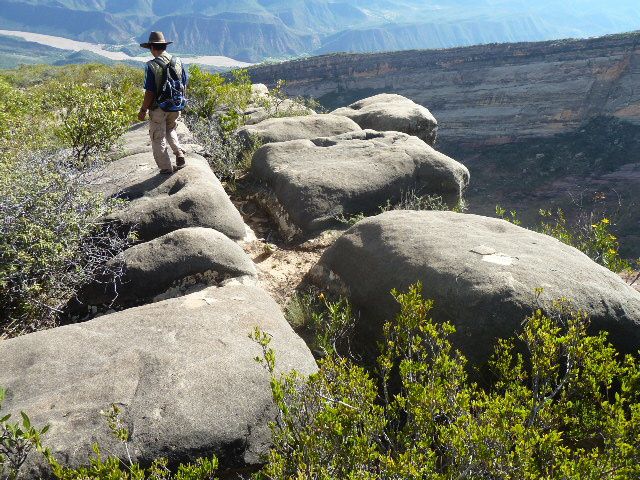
[149,108,184,170]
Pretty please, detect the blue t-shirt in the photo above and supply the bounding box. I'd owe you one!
[143,57,189,93]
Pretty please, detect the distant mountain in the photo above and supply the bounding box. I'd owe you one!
[1,0,639,62]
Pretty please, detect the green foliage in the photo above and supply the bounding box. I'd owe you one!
[497,204,634,273]
[187,66,252,131]
[53,83,132,164]
[0,388,49,480]
[0,63,141,337]
[0,152,131,338]
[45,405,218,480]
[0,63,142,164]
[255,79,321,118]
[253,283,640,479]
[184,114,260,187]
[495,204,522,225]
[337,190,467,227]
[0,78,55,162]
[539,208,633,273]
[285,291,356,358]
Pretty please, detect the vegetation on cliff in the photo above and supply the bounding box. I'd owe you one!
[0,64,142,338]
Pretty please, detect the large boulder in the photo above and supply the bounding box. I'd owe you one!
[237,114,361,145]
[251,130,469,236]
[311,210,640,365]
[0,283,317,478]
[93,151,248,242]
[333,94,438,146]
[81,227,257,307]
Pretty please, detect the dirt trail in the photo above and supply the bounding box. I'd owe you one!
[232,194,340,306]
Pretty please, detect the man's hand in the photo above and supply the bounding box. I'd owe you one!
[138,108,147,121]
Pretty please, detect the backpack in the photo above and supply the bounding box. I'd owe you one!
[153,56,187,112]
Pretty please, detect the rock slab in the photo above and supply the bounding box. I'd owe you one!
[312,210,640,364]
[0,283,317,477]
[333,94,438,146]
[94,151,247,242]
[237,114,361,145]
[252,130,469,235]
[82,227,257,307]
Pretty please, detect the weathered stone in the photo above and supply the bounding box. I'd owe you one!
[311,210,640,364]
[82,227,257,307]
[93,151,247,242]
[251,130,469,235]
[0,284,317,477]
[333,94,438,145]
[237,114,361,145]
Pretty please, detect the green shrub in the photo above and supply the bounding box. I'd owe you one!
[497,204,634,273]
[336,189,467,227]
[187,66,252,130]
[53,83,132,164]
[0,152,132,338]
[285,291,356,358]
[183,114,260,187]
[255,79,321,118]
[253,283,640,479]
[0,388,48,480]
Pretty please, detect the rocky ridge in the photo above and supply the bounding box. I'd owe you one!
[1,84,640,478]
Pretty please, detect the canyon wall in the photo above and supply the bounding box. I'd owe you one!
[248,32,640,147]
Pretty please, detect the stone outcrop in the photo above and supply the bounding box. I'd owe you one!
[333,94,437,146]
[237,114,361,145]
[0,283,317,478]
[247,33,640,147]
[311,210,640,365]
[95,149,247,242]
[81,227,257,308]
[251,130,469,236]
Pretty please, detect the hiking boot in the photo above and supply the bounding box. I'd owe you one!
[176,156,186,169]
[159,168,174,175]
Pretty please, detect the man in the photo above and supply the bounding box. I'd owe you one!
[138,31,188,174]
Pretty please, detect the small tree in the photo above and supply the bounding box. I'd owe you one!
[54,83,131,164]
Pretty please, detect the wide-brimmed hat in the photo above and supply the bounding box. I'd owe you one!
[140,31,173,49]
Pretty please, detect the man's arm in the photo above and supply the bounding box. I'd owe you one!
[139,64,157,121]
[138,90,155,121]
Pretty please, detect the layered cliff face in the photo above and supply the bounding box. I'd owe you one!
[248,33,640,256]
[248,32,640,145]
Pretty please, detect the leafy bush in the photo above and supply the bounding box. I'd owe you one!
[255,79,321,118]
[0,388,49,480]
[187,66,252,131]
[183,114,259,187]
[497,204,635,273]
[253,283,640,479]
[337,189,467,227]
[285,291,356,358]
[53,83,132,164]
[0,151,132,338]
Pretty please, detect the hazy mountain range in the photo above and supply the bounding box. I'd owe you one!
[1,0,639,62]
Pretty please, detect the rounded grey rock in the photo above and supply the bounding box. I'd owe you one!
[0,284,317,477]
[333,93,438,146]
[312,210,640,365]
